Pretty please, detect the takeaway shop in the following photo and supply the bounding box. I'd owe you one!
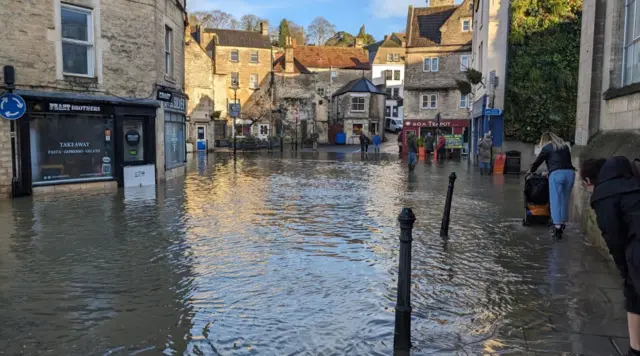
[401,119,469,155]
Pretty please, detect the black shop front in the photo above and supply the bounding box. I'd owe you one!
[12,91,159,197]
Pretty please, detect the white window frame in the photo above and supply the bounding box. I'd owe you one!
[316,87,325,96]
[165,26,173,77]
[392,106,399,118]
[462,18,472,32]
[394,70,401,80]
[460,55,470,71]
[230,72,239,87]
[623,0,640,85]
[421,93,438,110]
[250,50,259,63]
[60,4,95,77]
[393,53,400,62]
[351,96,366,112]
[331,70,337,78]
[230,49,239,62]
[423,57,439,72]
[387,53,393,61]
[459,93,470,108]
[249,73,259,89]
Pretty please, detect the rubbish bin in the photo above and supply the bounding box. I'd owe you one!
[504,150,521,175]
[335,132,346,145]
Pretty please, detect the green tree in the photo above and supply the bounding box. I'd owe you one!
[278,19,291,47]
[504,0,582,143]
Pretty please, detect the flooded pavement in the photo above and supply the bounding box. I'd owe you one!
[0,152,629,355]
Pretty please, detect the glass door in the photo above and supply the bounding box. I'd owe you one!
[122,119,145,164]
[196,125,207,151]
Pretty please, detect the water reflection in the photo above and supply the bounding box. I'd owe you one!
[0,152,624,354]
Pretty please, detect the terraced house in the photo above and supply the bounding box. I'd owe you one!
[403,0,473,144]
[0,0,187,198]
[191,24,273,141]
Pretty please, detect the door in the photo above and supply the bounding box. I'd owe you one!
[258,124,269,140]
[122,119,145,164]
[196,125,207,151]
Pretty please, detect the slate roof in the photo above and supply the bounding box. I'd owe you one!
[332,77,384,97]
[273,46,371,72]
[203,28,271,49]
[407,6,457,47]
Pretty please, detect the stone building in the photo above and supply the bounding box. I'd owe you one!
[272,38,372,143]
[368,33,407,131]
[331,78,386,143]
[404,0,473,138]
[190,24,273,141]
[572,0,640,251]
[0,0,187,198]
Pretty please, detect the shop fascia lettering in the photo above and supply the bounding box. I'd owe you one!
[405,121,451,127]
[49,103,101,112]
[48,141,101,155]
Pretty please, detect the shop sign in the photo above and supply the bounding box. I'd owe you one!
[444,134,463,149]
[125,130,141,146]
[163,94,186,113]
[48,103,102,113]
[156,89,173,102]
[405,120,451,128]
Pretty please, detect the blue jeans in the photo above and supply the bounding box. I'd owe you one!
[408,152,417,165]
[480,162,491,170]
[549,169,575,225]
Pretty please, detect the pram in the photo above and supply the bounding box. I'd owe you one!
[522,173,551,226]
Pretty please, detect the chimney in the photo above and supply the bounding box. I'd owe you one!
[355,37,364,48]
[260,21,268,36]
[285,36,295,73]
[427,0,454,7]
[384,35,388,41]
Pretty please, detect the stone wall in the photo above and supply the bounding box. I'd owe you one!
[0,120,10,198]
[405,49,471,90]
[404,89,469,121]
[185,34,214,145]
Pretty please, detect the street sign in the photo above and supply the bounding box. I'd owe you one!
[484,108,503,116]
[0,93,26,120]
[229,103,241,118]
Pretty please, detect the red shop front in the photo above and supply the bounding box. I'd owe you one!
[401,119,469,152]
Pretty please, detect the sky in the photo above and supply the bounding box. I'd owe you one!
[187,0,463,41]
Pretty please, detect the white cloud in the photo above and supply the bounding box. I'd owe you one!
[370,0,462,19]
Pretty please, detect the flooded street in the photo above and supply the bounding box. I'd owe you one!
[0,153,628,355]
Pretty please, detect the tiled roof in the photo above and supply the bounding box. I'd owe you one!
[203,28,271,49]
[273,54,312,74]
[287,46,371,70]
[407,6,457,47]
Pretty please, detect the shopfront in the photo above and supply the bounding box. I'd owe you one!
[13,91,158,196]
[402,119,469,154]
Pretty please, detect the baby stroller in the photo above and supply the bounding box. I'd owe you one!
[522,173,551,226]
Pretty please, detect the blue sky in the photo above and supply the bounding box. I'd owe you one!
[188,0,463,41]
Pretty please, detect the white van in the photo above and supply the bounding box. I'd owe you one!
[385,118,403,133]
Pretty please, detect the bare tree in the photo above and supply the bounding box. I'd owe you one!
[307,17,336,45]
[242,91,274,129]
[240,14,267,31]
[190,10,238,29]
[288,21,306,45]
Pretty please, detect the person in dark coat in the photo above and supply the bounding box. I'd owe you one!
[581,156,640,356]
[359,131,369,153]
[407,133,418,172]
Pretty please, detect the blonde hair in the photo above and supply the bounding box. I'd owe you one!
[539,131,566,151]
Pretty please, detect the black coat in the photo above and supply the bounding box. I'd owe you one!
[590,156,640,281]
[530,143,574,173]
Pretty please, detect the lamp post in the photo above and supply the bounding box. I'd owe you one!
[230,85,239,158]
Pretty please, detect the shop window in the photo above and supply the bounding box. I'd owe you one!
[30,115,114,185]
[61,4,94,76]
[165,112,186,169]
[353,124,363,135]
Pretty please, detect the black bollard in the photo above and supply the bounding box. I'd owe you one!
[440,172,457,237]
[394,208,416,355]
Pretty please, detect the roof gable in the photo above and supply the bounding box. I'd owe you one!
[333,77,383,97]
[406,3,471,48]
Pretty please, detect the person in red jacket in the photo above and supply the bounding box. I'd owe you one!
[436,133,446,160]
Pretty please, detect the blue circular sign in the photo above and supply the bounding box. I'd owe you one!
[0,93,26,120]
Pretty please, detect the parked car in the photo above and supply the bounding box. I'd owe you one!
[385,118,403,133]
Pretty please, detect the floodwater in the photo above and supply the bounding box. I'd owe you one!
[0,152,626,355]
